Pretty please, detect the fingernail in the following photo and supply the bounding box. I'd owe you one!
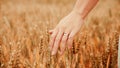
[52,51,55,55]
[60,52,63,55]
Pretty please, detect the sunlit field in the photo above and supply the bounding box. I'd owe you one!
[0,0,120,68]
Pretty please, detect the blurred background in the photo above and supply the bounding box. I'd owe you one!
[0,0,120,68]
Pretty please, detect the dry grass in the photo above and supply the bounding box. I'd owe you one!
[0,0,120,68]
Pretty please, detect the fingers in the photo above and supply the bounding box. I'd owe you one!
[67,35,74,49]
[49,28,79,55]
[49,29,58,51]
[60,32,70,55]
[67,29,78,49]
[52,29,64,55]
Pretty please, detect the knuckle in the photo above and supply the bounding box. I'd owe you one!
[55,38,61,42]
[54,45,58,48]
[61,39,66,43]
[60,26,66,30]
[68,36,74,40]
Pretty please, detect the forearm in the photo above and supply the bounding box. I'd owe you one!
[73,0,99,19]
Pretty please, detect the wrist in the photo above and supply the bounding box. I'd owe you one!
[71,9,85,20]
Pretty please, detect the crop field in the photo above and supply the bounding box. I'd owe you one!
[0,0,120,68]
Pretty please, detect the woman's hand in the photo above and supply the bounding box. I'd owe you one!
[49,10,84,55]
[48,0,98,55]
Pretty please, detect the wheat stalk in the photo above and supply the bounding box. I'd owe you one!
[0,0,120,68]
[118,36,120,68]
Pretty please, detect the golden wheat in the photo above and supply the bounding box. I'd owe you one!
[0,0,120,68]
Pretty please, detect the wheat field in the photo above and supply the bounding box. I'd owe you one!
[0,0,120,68]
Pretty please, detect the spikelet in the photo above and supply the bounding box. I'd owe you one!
[0,37,5,68]
[0,36,3,45]
[118,35,120,68]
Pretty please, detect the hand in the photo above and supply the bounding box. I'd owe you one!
[49,10,84,55]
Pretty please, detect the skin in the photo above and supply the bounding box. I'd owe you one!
[49,0,99,55]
